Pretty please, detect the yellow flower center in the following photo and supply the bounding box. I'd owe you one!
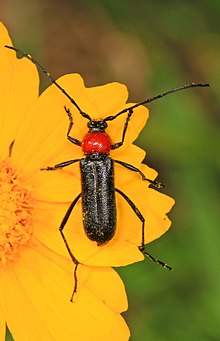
[0,159,33,265]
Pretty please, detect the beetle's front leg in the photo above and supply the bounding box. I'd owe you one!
[111,109,133,149]
[64,106,82,146]
[41,158,80,171]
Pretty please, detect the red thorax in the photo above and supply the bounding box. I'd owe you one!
[82,132,112,154]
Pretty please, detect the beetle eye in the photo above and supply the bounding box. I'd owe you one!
[100,121,107,129]
[87,121,94,128]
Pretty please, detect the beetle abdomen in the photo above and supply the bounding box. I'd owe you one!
[80,155,116,245]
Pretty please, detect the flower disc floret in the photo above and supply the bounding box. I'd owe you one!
[0,158,33,265]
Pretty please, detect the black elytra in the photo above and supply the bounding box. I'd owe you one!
[5,45,210,301]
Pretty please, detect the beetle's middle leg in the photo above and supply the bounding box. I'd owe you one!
[41,158,80,171]
[114,159,164,189]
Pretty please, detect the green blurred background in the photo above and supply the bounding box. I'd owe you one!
[2,1,219,340]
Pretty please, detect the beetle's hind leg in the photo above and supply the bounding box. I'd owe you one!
[115,188,172,271]
[59,193,82,301]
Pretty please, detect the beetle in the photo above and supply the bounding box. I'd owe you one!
[5,45,210,300]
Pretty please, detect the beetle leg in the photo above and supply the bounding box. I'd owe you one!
[59,193,82,301]
[115,187,145,246]
[41,158,80,171]
[115,188,172,270]
[114,159,164,188]
[111,109,133,149]
[64,106,82,146]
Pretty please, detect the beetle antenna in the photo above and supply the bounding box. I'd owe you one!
[104,83,210,122]
[5,45,92,121]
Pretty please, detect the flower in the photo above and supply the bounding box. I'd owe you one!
[1,18,175,340]
[0,22,130,341]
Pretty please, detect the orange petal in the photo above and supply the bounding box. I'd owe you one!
[0,310,5,341]
[0,22,39,159]
[73,264,128,313]
[33,200,143,266]
[116,175,175,245]
[0,264,53,340]
[12,80,76,178]
[32,169,82,202]
[6,242,130,340]
[56,74,129,119]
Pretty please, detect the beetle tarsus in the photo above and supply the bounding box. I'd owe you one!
[139,246,173,271]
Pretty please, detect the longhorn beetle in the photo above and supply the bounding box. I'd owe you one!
[5,46,210,301]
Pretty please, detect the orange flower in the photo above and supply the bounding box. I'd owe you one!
[0,22,130,341]
[1,19,175,340]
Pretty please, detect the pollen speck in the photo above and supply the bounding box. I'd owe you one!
[0,158,33,265]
